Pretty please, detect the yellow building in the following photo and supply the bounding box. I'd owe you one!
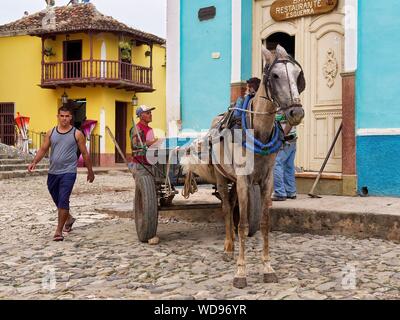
[0,2,166,166]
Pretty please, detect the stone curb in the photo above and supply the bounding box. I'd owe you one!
[270,207,400,243]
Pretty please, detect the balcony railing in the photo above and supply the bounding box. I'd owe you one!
[41,59,153,91]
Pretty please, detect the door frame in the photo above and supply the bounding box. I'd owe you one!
[115,101,128,163]
[63,40,83,79]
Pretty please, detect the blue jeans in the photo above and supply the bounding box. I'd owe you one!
[273,142,296,198]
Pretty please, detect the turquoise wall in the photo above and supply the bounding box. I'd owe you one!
[180,0,232,131]
[356,1,400,196]
[357,136,400,196]
[241,0,252,81]
[356,0,400,129]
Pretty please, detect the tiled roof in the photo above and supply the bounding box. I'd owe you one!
[0,3,165,44]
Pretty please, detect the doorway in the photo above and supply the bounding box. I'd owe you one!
[63,40,82,78]
[66,99,86,130]
[264,32,295,57]
[0,103,15,146]
[115,101,128,163]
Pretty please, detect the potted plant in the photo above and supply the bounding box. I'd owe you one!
[43,46,55,57]
[119,41,132,63]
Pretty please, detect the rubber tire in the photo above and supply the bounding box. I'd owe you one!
[233,185,262,237]
[248,185,262,236]
[134,175,158,242]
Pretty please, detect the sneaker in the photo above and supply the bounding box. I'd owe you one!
[287,195,297,199]
[272,195,286,201]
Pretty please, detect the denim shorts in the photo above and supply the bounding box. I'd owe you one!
[47,173,77,210]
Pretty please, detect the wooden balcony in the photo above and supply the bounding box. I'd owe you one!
[41,59,154,92]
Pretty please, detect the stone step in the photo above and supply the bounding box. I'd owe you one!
[0,163,48,172]
[0,154,10,159]
[0,169,49,180]
[0,159,26,165]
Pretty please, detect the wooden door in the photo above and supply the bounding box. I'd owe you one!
[306,12,344,172]
[63,40,82,79]
[0,103,15,146]
[115,102,127,163]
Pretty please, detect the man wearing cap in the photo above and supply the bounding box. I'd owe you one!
[130,105,158,173]
[230,77,261,128]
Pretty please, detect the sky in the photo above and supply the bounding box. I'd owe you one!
[0,0,167,38]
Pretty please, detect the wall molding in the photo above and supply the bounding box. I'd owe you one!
[357,128,400,136]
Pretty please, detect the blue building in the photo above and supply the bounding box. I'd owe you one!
[167,1,400,197]
[356,0,400,196]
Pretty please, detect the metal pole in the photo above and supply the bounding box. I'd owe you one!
[105,126,134,174]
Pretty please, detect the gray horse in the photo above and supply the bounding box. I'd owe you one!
[182,45,305,288]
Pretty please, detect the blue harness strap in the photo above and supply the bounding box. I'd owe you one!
[240,97,283,156]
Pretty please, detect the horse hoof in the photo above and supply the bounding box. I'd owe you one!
[222,252,234,262]
[263,272,278,283]
[233,277,247,289]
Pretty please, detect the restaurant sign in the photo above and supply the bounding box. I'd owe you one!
[271,0,338,22]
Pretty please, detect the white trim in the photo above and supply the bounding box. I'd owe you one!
[231,0,242,83]
[357,128,400,136]
[100,108,106,153]
[100,41,106,78]
[344,0,358,72]
[166,0,181,137]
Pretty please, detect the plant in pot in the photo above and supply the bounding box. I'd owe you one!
[43,46,55,57]
[119,41,132,63]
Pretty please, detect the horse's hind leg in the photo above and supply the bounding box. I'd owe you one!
[216,173,234,261]
[233,177,249,288]
[260,173,278,283]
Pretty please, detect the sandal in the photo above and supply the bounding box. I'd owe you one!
[63,218,76,233]
[53,234,64,242]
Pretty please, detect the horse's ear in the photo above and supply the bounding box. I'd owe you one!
[276,44,289,59]
[261,46,273,65]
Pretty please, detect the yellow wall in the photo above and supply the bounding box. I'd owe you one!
[0,34,166,160]
[133,44,167,140]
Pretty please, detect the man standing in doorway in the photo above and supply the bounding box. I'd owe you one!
[272,113,297,201]
[28,106,95,241]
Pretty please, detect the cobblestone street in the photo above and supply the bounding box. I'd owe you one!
[0,171,399,300]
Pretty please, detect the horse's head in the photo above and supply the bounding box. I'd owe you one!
[261,45,305,126]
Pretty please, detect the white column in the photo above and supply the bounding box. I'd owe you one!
[344,0,358,72]
[100,108,105,154]
[231,0,242,83]
[166,0,181,136]
[100,41,106,78]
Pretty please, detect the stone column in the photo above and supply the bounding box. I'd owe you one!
[341,71,357,196]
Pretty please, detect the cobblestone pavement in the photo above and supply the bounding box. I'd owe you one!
[0,171,399,300]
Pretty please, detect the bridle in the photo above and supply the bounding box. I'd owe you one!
[260,56,305,114]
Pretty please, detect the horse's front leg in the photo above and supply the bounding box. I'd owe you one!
[215,173,234,261]
[260,170,278,283]
[233,176,249,288]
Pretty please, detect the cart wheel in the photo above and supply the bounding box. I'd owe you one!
[134,175,158,242]
[248,185,262,237]
[233,185,262,237]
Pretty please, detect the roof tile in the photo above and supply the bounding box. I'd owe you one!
[0,3,165,44]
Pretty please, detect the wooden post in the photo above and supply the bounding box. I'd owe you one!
[118,34,121,79]
[41,37,45,83]
[149,43,153,86]
[90,32,93,79]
